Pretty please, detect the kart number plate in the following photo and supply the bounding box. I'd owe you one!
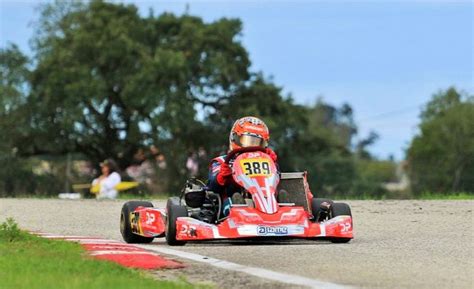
[257,226,288,236]
[240,158,271,177]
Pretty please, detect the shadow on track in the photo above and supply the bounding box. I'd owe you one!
[151,237,338,247]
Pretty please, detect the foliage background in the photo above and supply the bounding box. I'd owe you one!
[0,1,472,198]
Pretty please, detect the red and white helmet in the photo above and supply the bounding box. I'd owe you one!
[229,116,270,151]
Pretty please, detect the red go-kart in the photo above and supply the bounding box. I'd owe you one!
[120,147,353,245]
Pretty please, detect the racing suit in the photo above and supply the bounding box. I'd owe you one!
[207,148,278,216]
[207,155,237,216]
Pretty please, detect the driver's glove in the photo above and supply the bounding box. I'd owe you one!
[265,148,278,162]
[216,163,233,186]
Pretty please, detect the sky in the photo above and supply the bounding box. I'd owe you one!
[1,0,472,160]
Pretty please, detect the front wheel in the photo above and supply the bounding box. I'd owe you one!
[165,198,188,246]
[120,201,155,243]
[330,202,352,244]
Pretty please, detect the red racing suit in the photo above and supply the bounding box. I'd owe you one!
[207,155,238,198]
[207,149,279,216]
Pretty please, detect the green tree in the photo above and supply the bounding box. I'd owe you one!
[352,159,397,198]
[407,87,474,194]
[211,79,359,196]
[0,44,30,151]
[1,0,399,197]
[0,44,35,196]
[5,0,253,191]
[301,101,357,195]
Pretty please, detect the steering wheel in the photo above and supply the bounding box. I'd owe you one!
[224,146,266,164]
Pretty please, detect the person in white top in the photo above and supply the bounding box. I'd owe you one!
[92,159,121,199]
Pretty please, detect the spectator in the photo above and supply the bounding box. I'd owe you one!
[92,159,121,199]
[150,145,167,169]
[186,151,199,177]
[126,148,147,182]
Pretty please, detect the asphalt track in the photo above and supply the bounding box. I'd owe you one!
[1,199,473,289]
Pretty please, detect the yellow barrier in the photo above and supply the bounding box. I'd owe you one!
[72,182,139,194]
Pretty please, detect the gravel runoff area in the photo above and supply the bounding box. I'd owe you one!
[1,198,473,289]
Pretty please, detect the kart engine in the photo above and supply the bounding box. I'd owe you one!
[183,179,219,224]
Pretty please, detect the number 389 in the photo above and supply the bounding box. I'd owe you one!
[242,160,271,176]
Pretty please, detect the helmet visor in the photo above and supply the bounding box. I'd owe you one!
[238,134,264,148]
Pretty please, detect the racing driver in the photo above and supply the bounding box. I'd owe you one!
[207,116,278,216]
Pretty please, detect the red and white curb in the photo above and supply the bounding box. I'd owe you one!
[32,233,354,289]
[33,233,184,270]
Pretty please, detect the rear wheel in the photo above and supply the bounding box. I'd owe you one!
[165,198,188,246]
[120,201,155,243]
[311,198,333,221]
[330,202,352,243]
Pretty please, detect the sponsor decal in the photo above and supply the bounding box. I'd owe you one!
[339,222,351,233]
[257,226,288,236]
[238,117,264,126]
[179,224,197,236]
[145,212,155,225]
[236,225,305,236]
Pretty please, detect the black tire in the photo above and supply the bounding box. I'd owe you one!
[311,198,334,220]
[330,202,352,243]
[165,198,188,246]
[120,201,155,243]
[167,197,181,207]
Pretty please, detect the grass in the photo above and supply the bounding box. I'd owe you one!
[3,190,473,201]
[417,192,474,200]
[0,192,169,200]
[324,191,474,200]
[117,192,168,200]
[0,218,198,289]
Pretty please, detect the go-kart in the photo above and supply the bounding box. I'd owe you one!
[120,147,353,245]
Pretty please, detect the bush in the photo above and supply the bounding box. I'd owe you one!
[0,156,65,197]
[351,159,397,198]
[0,218,25,242]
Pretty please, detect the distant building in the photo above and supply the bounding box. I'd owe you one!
[383,161,410,192]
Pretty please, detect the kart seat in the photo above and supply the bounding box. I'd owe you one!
[277,172,311,213]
